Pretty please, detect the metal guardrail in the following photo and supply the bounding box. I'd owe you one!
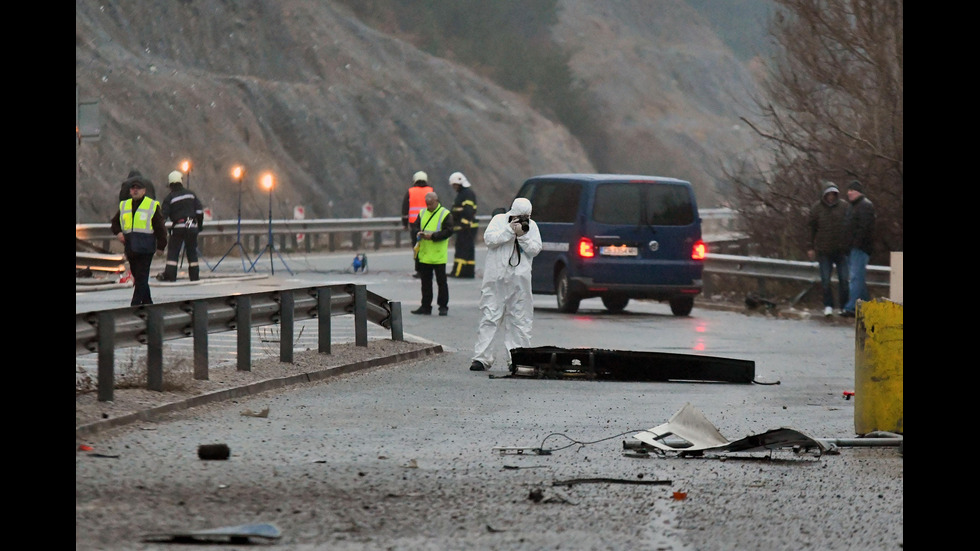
[704,253,890,287]
[75,283,404,402]
[75,209,736,253]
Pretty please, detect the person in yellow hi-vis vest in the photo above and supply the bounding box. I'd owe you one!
[110,179,168,305]
[411,192,454,316]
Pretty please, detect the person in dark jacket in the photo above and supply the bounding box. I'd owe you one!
[448,171,478,278]
[159,170,205,281]
[840,180,876,317]
[110,179,167,305]
[807,183,849,316]
[118,170,156,202]
[401,171,434,278]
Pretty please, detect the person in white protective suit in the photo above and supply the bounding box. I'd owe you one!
[470,197,542,371]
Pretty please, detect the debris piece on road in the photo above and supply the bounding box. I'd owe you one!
[552,478,671,487]
[508,345,755,383]
[631,403,827,458]
[142,522,281,544]
[241,407,270,418]
[197,443,231,460]
[492,446,550,455]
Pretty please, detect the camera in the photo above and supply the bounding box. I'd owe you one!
[511,215,529,233]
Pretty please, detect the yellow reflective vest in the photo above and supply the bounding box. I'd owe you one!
[119,197,161,253]
[417,206,450,264]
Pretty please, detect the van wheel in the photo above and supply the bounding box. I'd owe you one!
[556,268,581,313]
[601,295,629,313]
[669,296,694,316]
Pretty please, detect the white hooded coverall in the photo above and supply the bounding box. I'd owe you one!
[472,197,542,368]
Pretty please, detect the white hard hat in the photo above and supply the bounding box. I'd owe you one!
[168,170,183,184]
[413,171,428,183]
[449,171,470,188]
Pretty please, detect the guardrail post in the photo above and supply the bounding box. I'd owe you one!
[374,232,382,250]
[237,295,252,371]
[317,286,331,354]
[280,290,294,363]
[354,284,368,347]
[192,301,209,380]
[146,306,164,391]
[389,301,403,341]
[97,311,115,402]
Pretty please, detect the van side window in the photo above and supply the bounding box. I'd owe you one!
[593,183,694,226]
[528,181,582,223]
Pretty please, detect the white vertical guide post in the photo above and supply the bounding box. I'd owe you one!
[294,206,305,245]
[361,202,374,242]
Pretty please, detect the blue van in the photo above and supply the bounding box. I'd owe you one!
[515,174,705,315]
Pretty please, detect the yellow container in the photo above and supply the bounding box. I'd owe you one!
[854,299,904,434]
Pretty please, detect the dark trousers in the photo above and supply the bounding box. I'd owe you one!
[817,251,848,309]
[450,227,476,278]
[127,251,155,306]
[163,226,200,281]
[418,262,449,311]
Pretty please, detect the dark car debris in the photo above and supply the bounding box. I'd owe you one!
[504,346,756,383]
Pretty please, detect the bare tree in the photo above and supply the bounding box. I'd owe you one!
[729,0,902,264]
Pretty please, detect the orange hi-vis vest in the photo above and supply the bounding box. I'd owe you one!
[407,185,433,224]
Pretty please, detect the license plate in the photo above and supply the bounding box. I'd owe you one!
[599,245,638,257]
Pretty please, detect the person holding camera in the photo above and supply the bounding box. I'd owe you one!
[469,197,542,371]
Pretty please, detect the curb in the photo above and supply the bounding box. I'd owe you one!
[76,343,444,439]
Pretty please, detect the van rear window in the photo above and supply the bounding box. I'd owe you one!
[593,183,694,226]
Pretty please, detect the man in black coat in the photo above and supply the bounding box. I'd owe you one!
[807,182,849,316]
[110,179,167,305]
[448,171,478,278]
[159,170,205,281]
[841,180,876,317]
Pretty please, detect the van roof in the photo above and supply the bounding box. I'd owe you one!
[526,173,691,185]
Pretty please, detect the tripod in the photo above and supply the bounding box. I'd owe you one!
[248,180,292,275]
[211,174,253,272]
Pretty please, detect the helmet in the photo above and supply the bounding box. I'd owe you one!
[449,171,468,187]
[413,171,428,183]
[168,170,184,184]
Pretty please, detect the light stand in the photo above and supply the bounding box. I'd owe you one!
[249,173,293,275]
[212,166,254,272]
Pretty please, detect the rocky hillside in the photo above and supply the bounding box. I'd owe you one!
[75,0,765,224]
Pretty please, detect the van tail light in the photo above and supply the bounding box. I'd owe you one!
[578,237,595,258]
[691,239,706,260]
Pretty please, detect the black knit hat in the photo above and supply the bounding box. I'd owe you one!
[848,180,864,193]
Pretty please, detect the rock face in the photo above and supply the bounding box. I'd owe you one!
[554,0,765,207]
[75,0,763,224]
